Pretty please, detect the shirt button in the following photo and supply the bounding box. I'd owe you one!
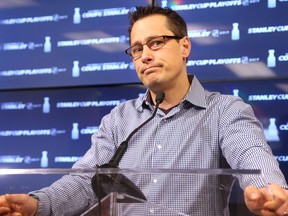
[150,208,155,214]
[153,179,157,183]
[157,145,162,149]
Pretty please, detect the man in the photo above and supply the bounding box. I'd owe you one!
[0,6,287,216]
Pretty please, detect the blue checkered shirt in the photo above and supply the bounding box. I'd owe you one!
[32,75,287,216]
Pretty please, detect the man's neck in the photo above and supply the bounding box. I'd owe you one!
[151,76,191,110]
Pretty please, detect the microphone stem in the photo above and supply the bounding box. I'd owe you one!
[108,102,160,166]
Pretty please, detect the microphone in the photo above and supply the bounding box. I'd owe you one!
[109,91,165,167]
[91,92,165,202]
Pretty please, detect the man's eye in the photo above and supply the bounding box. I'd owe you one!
[150,40,164,47]
[132,46,143,54]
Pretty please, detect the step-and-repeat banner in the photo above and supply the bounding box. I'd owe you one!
[0,0,287,89]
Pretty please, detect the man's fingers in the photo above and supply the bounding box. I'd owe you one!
[5,194,28,205]
[244,185,266,214]
[3,194,27,214]
[245,184,288,216]
[263,184,288,214]
[245,185,262,201]
[11,213,22,216]
[0,206,11,214]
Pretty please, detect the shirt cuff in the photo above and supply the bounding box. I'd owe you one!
[28,192,51,216]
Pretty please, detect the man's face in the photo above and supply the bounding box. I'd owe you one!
[130,14,190,92]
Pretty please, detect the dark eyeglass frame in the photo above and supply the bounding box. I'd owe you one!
[125,35,183,58]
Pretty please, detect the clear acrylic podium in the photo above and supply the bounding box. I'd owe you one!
[0,168,264,216]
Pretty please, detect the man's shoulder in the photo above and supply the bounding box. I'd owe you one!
[204,89,246,108]
[111,97,142,113]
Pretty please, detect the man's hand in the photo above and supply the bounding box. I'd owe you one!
[0,194,38,216]
[244,184,288,216]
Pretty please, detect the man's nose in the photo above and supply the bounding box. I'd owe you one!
[141,45,154,63]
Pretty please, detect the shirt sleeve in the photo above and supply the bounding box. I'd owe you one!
[29,107,120,216]
[218,95,288,189]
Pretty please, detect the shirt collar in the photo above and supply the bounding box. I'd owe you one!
[135,91,150,111]
[135,75,207,111]
[185,75,207,109]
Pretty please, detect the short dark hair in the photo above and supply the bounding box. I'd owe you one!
[127,6,188,39]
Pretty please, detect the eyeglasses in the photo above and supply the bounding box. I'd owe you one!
[125,35,183,58]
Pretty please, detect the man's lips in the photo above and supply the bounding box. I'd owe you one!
[142,65,160,74]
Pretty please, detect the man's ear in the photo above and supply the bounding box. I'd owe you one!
[181,36,191,59]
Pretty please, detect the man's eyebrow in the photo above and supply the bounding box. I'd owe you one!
[130,35,159,46]
[130,41,142,47]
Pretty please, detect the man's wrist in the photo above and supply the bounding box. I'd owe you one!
[29,194,40,216]
[29,194,40,201]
